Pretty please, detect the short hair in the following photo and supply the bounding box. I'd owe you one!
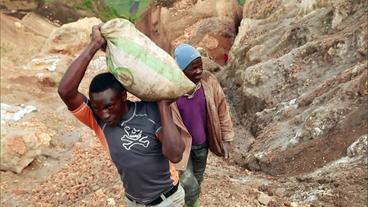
[89,72,125,94]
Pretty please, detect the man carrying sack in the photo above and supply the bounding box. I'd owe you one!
[58,25,186,207]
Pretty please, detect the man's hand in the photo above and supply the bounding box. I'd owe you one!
[91,25,106,50]
[223,141,232,159]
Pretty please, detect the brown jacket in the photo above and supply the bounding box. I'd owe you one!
[171,70,234,170]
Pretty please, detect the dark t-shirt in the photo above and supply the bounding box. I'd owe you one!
[70,100,179,204]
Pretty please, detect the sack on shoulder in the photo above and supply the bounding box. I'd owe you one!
[101,18,195,101]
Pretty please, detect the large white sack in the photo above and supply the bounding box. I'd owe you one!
[101,18,195,101]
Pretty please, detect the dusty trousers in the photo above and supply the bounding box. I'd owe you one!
[179,142,208,206]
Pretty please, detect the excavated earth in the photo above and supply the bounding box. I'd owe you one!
[1,0,367,207]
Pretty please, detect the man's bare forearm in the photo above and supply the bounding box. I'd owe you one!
[157,101,185,163]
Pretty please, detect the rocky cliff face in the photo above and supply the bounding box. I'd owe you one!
[135,0,242,65]
[221,0,367,205]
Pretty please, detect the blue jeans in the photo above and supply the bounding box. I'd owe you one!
[179,142,208,205]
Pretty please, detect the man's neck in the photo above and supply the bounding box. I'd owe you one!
[122,101,130,115]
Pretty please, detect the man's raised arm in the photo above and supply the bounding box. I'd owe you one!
[58,25,106,111]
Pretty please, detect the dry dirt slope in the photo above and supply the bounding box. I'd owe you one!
[1,0,368,206]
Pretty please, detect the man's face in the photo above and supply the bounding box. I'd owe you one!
[183,57,203,84]
[90,88,127,127]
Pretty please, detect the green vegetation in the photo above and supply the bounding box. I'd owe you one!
[66,16,77,23]
[238,0,246,6]
[104,0,150,22]
[77,0,95,12]
[72,0,150,22]
[99,5,120,21]
[42,0,56,3]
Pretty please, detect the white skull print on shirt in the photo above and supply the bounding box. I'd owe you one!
[121,126,150,150]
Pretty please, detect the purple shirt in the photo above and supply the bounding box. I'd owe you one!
[176,85,207,145]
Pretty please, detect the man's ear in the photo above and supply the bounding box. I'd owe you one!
[121,91,127,101]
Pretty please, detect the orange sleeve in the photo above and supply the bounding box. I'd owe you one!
[70,102,109,150]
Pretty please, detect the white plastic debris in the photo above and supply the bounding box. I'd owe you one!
[281,98,298,109]
[289,128,303,146]
[29,56,61,71]
[313,127,323,137]
[1,103,37,121]
[289,98,297,106]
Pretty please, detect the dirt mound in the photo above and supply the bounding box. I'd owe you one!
[21,12,59,38]
[0,0,83,24]
[0,12,55,67]
[43,17,102,55]
[35,1,81,25]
